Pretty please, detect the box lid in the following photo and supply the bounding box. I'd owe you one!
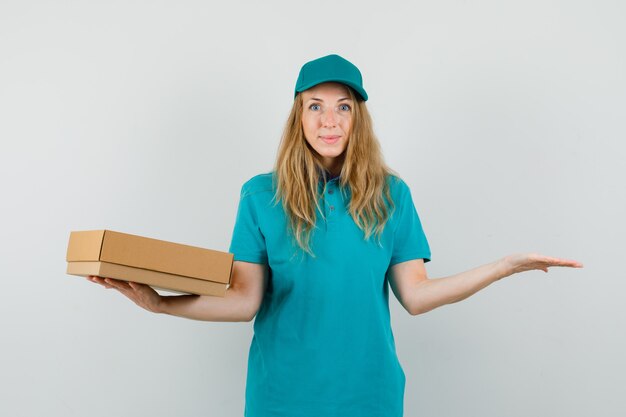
[66,230,233,283]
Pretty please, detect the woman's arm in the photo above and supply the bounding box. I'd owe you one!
[87,261,268,322]
[388,254,583,316]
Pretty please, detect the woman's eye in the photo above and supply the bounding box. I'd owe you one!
[310,104,321,111]
[339,104,351,111]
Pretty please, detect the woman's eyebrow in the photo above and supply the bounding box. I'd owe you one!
[307,97,353,102]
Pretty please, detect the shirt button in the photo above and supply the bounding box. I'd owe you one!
[328,189,334,194]
[330,205,335,211]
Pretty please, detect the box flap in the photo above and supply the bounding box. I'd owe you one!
[66,230,106,262]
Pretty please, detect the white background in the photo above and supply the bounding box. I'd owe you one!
[1,1,624,416]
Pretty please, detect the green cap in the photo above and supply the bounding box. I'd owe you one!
[294,54,368,101]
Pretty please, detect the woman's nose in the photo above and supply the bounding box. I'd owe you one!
[321,108,337,127]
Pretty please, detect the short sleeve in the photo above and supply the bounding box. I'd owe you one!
[390,181,431,265]
[228,185,268,264]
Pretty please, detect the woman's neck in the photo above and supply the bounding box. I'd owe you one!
[321,154,345,177]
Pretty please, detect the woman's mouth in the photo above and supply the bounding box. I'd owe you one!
[320,135,341,144]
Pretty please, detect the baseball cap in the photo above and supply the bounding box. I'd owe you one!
[294,54,368,101]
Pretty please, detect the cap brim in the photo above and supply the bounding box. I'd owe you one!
[295,78,368,101]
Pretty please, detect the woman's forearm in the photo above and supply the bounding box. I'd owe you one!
[90,261,266,323]
[412,258,512,315]
[158,287,251,322]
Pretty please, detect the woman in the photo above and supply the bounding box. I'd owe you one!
[88,54,583,417]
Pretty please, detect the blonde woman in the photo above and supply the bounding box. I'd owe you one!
[88,54,583,417]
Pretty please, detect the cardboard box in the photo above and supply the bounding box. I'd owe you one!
[66,230,233,296]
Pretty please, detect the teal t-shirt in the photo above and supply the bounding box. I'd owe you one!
[229,172,431,417]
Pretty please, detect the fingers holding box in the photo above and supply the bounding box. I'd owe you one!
[86,275,164,313]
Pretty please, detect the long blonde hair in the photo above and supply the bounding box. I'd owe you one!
[274,86,395,256]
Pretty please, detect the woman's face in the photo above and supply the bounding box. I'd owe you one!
[301,82,353,174]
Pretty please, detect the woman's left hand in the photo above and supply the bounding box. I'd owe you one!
[501,253,584,276]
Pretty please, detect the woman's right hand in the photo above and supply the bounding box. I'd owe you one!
[86,276,164,313]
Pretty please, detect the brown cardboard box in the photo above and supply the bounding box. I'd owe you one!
[66,230,233,296]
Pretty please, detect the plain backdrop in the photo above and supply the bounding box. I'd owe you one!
[1,1,624,416]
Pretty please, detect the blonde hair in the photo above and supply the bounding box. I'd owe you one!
[274,86,396,256]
